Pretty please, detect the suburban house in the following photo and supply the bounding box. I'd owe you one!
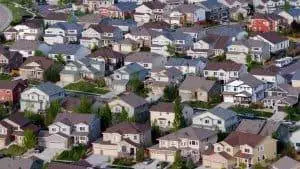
[99,2,137,19]
[251,32,289,54]
[108,92,149,121]
[0,46,23,74]
[248,13,287,32]
[222,73,266,104]
[44,22,83,45]
[0,157,43,169]
[271,156,300,169]
[203,61,247,83]
[0,113,40,147]
[20,82,66,113]
[292,69,300,88]
[134,1,165,24]
[100,18,137,32]
[124,27,154,47]
[149,126,218,162]
[9,40,46,58]
[19,56,54,81]
[82,0,114,12]
[192,107,238,132]
[150,102,194,130]
[60,57,105,83]
[289,129,300,152]
[92,122,151,158]
[80,24,123,48]
[226,39,271,64]
[165,57,207,75]
[198,0,229,23]
[278,8,300,24]
[0,79,28,104]
[48,44,91,62]
[39,112,100,149]
[262,83,300,111]
[44,12,69,26]
[125,52,167,70]
[179,75,221,102]
[202,131,277,169]
[112,38,140,53]
[250,65,286,84]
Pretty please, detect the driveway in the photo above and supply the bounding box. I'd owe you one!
[85,154,110,167]
[216,102,233,109]
[0,4,12,31]
[269,111,287,121]
[33,148,64,162]
[133,160,160,169]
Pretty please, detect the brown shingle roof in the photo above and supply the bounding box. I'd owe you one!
[89,47,125,59]
[141,21,170,30]
[224,131,265,147]
[179,75,216,92]
[256,32,288,44]
[119,92,148,108]
[55,112,96,125]
[250,65,280,76]
[150,102,174,112]
[89,24,118,33]
[0,79,26,90]
[204,61,243,71]
[104,122,150,134]
[143,1,165,9]
[20,56,54,70]
[45,12,68,21]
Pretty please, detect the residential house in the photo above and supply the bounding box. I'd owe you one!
[271,156,300,169]
[263,83,300,111]
[40,112,100,149]
[125,52,167,70]
[100,18,137,32]
[278,8,300,24]
[202,131,277,169]
[134,1,165,24]
[44,22,83,45]
[292,69,300,88]
[9,40,43,58]
[179,75,221,102]
[92,122,151,158]
[112,38,140,53]
[203,61,247,83]
[80,24,123,48]
[48,44,91,62]
[0,46,23,74]
[0,157,43,169]
[248,13,287,32]
[192,107,238,132]
[99,2,137,19]
[251,32,289,53]
[20,82,65,113]
[44,12,69,26]
[250,65,285,84]
[198,0,229,23]
[226,39,271,64]
[0,79,28,103]
[150,102,194,130]
[252,0,285,13]
[88,47,125,73]
[4,19,43,41]
[149,126,218,162]
[124,26,156,47]
[289,129,300,152]
[82,0,114,12]
[108,92,149,121]
[222,73,266,104]
[19,56,54,81]
[165,57,206,75]
[177,25,206,41]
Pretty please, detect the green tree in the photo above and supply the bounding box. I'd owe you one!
[151,120,161,144]
[127,76,147,97]
[34,50,44,57]
[55,54,66,65]
[186,158,196,169]
[0,104,9,119]
[239,163,247,169]
[167,43,176,56]
[282,142,296,158]
[237,13,244,22]
[97,104,112,130]
[163,85,178,102]
[76,97,92,113]
[23,129,37,149]
[246,53,252,66]
[45,100,61,126]
[136,148,145,162]
[171,151,185,169]
[214,53,226,62]
[119,107,129,122]
[284,0,291,11]
[253,163,265,169]
[173,96,185,131]
[43,63,62,82]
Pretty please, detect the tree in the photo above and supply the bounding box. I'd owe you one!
[0,104,9,119]
[167,43,176,56]
[284,0,291,11]
[97,104,112,130]
[136,148,145,162]
[43,63,62,82]
[284,106,299,121]
[246,53,252,66]
[151,120,161,144]
[119,107,129,122]
[185,158,196,169]
[173,96,185,131]
[45,100,61,126]
[34,50,44,57]
[23,129,37,149]
[55,54,66,65]
[282,142,296,158]
[163,85,178,102]
[76,97,92,113]
[239,163,247,169]
[237,13,244,22]
[253,163,265,169]
[171,151,185,169]
[127,76,147,97]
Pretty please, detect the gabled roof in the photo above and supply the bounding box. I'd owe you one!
[166,58,203,67]
[10,40,39,51]
[141,21,170,30]
[204,61,243,71]
[89,24,119,33]
[179,76,216,92]
[286,8,300,17]
[55,112,96,125]
[174,4,204,13]
[21,56,54,70]
[104,122,150,134]
[150,102,174,112]
[277,83,300,95]
[206,107,237,120]
[101,18,137,27]
[236,119,266,135]
[118,92,147,108]
[36,82,64,96]
[48,161,92,169]
[224,131,265,147]
[118,62,146,75]
[19,19,43,29]
[0,157,41,169]
[256,32,288,44]
[0,79,26,90]
[89,47,125,59]
[49,44,84,55]
[7,113,30,127]
[235,73,264,88]
[44,12,68,21]
[272,156,300,169]
[250,65,280,76]
[292,69,300,81]
[231,39,268,48]
[142,1,165,9]
[199,0,224,10]
[49,22,83,31]
[125,52,164,64]
[206,24,245,38]
[115,2,137,12]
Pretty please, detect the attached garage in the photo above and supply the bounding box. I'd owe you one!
[39,133,70,149]
[223,95,234,103]
[149,149,175,162]
[93,142,118,157]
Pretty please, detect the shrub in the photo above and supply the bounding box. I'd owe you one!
[113,158,136,166]
[0,145,27,156]
[57,144,87,161]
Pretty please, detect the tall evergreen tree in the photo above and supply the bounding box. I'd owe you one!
[23,129,37,149]
[76,96,92,113]
[173,96,185,131]
[97,104,112,130]
[171,151,185,169]
[45,100,61,126]
[119,107,129,122]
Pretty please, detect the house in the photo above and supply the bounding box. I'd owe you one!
[77,14,102,28]
[0,157,43,169]
[149,126,218,162]
[99,2,137,19]
[124,27,155,47]
[88,47,125,73]
[202,131,277,169]
[263,84,300,111]
[292,69,300,88]
[80,24,123,48]
[44,12,69,26]
[198,0,229,23]
[165,57,206,75]
[248,13,287,32]
[203,61,247,83]
[0,113,40,147]
[19,56,54,81]
[125,52,167,70]
[150,102,194,130]
[206,24,247,40]
[100,18,137,32]
[39,112,100,149]
[217,0,249,8]
[192,107,238,132]
[108,92,149,121]
[289,129,300,152]
[251,32,289,54]
[253,0,285,13]
[60,57,105,83]
[0,79,28,104]
[278,8,300,24]
[4,19,43,41]
[20,82,65,113]
[250,65,285,84]
[9,40,42,58]
[44,22,83,45]
[112,38,140,53]
[226,39,271,64]
[92,122,151,158]
[48,44,91,62]
[134,1,165,24]
[177,25,206,41]
[271,156,300,169]
[82,0,114,12]
[222,73,266,104]
[179,75,221,102]
[0,46,23,74]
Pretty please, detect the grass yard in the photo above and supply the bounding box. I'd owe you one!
[0,0,32,25]
[64,81,109,94]
[230,105,273,118]
[56,145,87,161]
[0,73,12,80]
[0,144,27,157]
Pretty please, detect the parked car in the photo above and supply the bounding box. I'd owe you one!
[143,158,154,165]
[156,161,169,169]
[34,146,44,153]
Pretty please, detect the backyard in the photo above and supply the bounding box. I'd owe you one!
[56,145,87,161]
[230,105,273,118]
[64,80,110,95]
[0,144,27,156]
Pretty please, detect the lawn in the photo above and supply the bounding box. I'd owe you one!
[230,105,273,118]
[56,145,87,161]
[113,157,136,166]
[0,145,27,156]
[0,0,32,25]
[64,81,109,94]
[0,73,12,80]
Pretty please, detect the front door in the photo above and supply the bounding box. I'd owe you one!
[130,148,134,155]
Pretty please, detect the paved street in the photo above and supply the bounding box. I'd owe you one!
[32,148,64,162]
[85,154,110,167]
[133,160,160,169]
[0,4,12,31]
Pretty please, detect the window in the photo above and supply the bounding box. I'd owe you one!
[134,135,137,140]
[217,120,222,124]
[205,120,209,124]
[51,128,56,132]
[190,140,196,145]
[79,127,85,131]
[80,136,85,140]
[226,148,230,152]
[244,148,250,153]
[62,128,66,132]
[143,63,149,68]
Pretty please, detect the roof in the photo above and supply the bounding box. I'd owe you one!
[292,69,300,80]
[236,73,264,88]
[118,62,145,74]
[179,76,216,92]
[272,156,300,169]
[118,92,148,108]
[125,52,164,64]
[141,21,170,30]
[115,2,137,12]
[150,102,174,112]
[45,12,68,21]
[89,47,125,59]
[50,22,83,31]
[20,19,43,28]
[206,24,245,38]
[143,1,165,9]
[0,157,41,169]
[206,107,237,120]
[10,40,39,51]
[101,18,137,27]
[166,58,203,67]
[204,61,243,71]
[89,23,119,33]
[286,8,300,17]
[224,131,265,147]
[0,79,26,90]
[49,44,84,55]
[55,112,96,125]
[231,39,268,48]
[174,4,204,13]
[158,126,216,141]
[278,83,300,95]
[236,119,266,135]
[48,161,92,169]
[199,0,224,10]
[251,65,280,76]
[104,122,150,134]
[21,56,54,70]
[7,113,30,127]
[77,14,102,23]
[36,82,64,96]
[256,32,288,44]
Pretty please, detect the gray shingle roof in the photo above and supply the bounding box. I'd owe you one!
[272,156,300,169]
[125,52,164,64]
[37,82,64,96]
[119,92,148,108]
[166,58,202,67]
[119,63,146,75]
[236,119,266,135]
[49,44,83,55]
[179,76,216,92]
[55,112,96,125]
[0,157,41,169]
[10,40,39,51]
[237,73,264,88]
[292,69,300,80]
[50,22,83,31]
[207,107,237,120]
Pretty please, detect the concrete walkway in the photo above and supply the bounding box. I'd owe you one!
[269,111,287,121]
[0,4,12,31]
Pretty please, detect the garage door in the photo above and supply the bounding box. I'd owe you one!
[166,154,174,162]
[48,142,66,149]
[224,95,234,103]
